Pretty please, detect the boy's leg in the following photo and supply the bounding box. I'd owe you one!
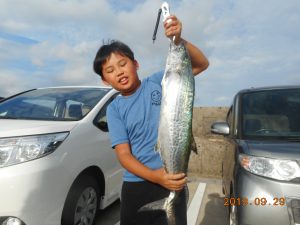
[120,182,148,225]
[120,181,169,225]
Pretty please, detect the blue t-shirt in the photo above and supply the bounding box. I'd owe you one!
[107,71,164,182]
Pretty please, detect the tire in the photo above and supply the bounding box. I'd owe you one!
[61,175,100,225]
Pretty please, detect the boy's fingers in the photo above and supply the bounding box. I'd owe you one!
[172,179,187,191]
[168,173,186,180]
[164,15,180,28]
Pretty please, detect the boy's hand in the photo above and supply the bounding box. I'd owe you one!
[163,15,182,45]
[153,168,187,191]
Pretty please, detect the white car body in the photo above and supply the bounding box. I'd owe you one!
[0,87,123,225]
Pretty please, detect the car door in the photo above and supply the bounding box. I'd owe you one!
[93,93,123,207]
[222,104,240,198]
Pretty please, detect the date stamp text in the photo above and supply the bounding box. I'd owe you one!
[224,197,286,206]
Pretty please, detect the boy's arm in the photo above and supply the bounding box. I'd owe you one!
[183,39,209,75]
[164,15,209,76]
[115,143,186,191]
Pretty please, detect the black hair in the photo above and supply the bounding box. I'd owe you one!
[93,40,135,78]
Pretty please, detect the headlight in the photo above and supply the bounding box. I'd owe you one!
[0,132,69,168]
[239,154,300,181]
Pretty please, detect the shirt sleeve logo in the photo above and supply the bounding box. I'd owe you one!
[151,90,161,105]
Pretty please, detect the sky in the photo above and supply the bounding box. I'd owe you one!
[0,0,299,106]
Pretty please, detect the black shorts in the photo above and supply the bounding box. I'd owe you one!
[120,181,187,225]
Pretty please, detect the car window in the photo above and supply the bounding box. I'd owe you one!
[241,89,300,139]
[226,106,234,136]
[0,88,110,121]
[226,106,233,125]
[94,93,119,132]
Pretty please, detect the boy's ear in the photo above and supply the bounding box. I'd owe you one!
[101,77,111,86]
[134,60,139,70]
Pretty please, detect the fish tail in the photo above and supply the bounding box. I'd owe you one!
[138,190,188,225]
[138,191,177,225]
[138,191,176,211]
[138,197,168,212]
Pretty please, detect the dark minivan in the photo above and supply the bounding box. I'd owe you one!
[211,86,300,225]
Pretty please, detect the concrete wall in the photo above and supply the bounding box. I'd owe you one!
[188,107,229,178]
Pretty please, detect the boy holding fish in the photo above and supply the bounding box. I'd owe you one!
[93,14,209,225]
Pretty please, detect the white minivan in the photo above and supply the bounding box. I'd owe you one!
[0,86,123,225]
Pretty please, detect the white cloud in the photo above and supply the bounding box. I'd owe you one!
[0,69,37,96]
[0,20,29,32]
[0,0,300,105]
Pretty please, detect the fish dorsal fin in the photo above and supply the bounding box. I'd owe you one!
[191,134,198,154]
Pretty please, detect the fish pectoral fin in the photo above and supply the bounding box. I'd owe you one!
[155,140,161,153]
[191,134,198,154]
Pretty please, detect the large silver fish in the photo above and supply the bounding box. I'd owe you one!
[157,40,195,176]
[141,40,197,225]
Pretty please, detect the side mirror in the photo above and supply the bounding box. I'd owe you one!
[211,121,230,135]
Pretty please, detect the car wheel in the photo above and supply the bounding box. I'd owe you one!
[229,203,237,225]
[61,175,100,225]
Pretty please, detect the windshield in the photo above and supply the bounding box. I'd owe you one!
[242,89,300,140]
[0,87,110,121]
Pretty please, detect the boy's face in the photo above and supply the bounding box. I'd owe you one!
[101,52,140,96]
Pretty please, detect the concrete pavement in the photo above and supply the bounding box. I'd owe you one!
[197,178,228,225]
